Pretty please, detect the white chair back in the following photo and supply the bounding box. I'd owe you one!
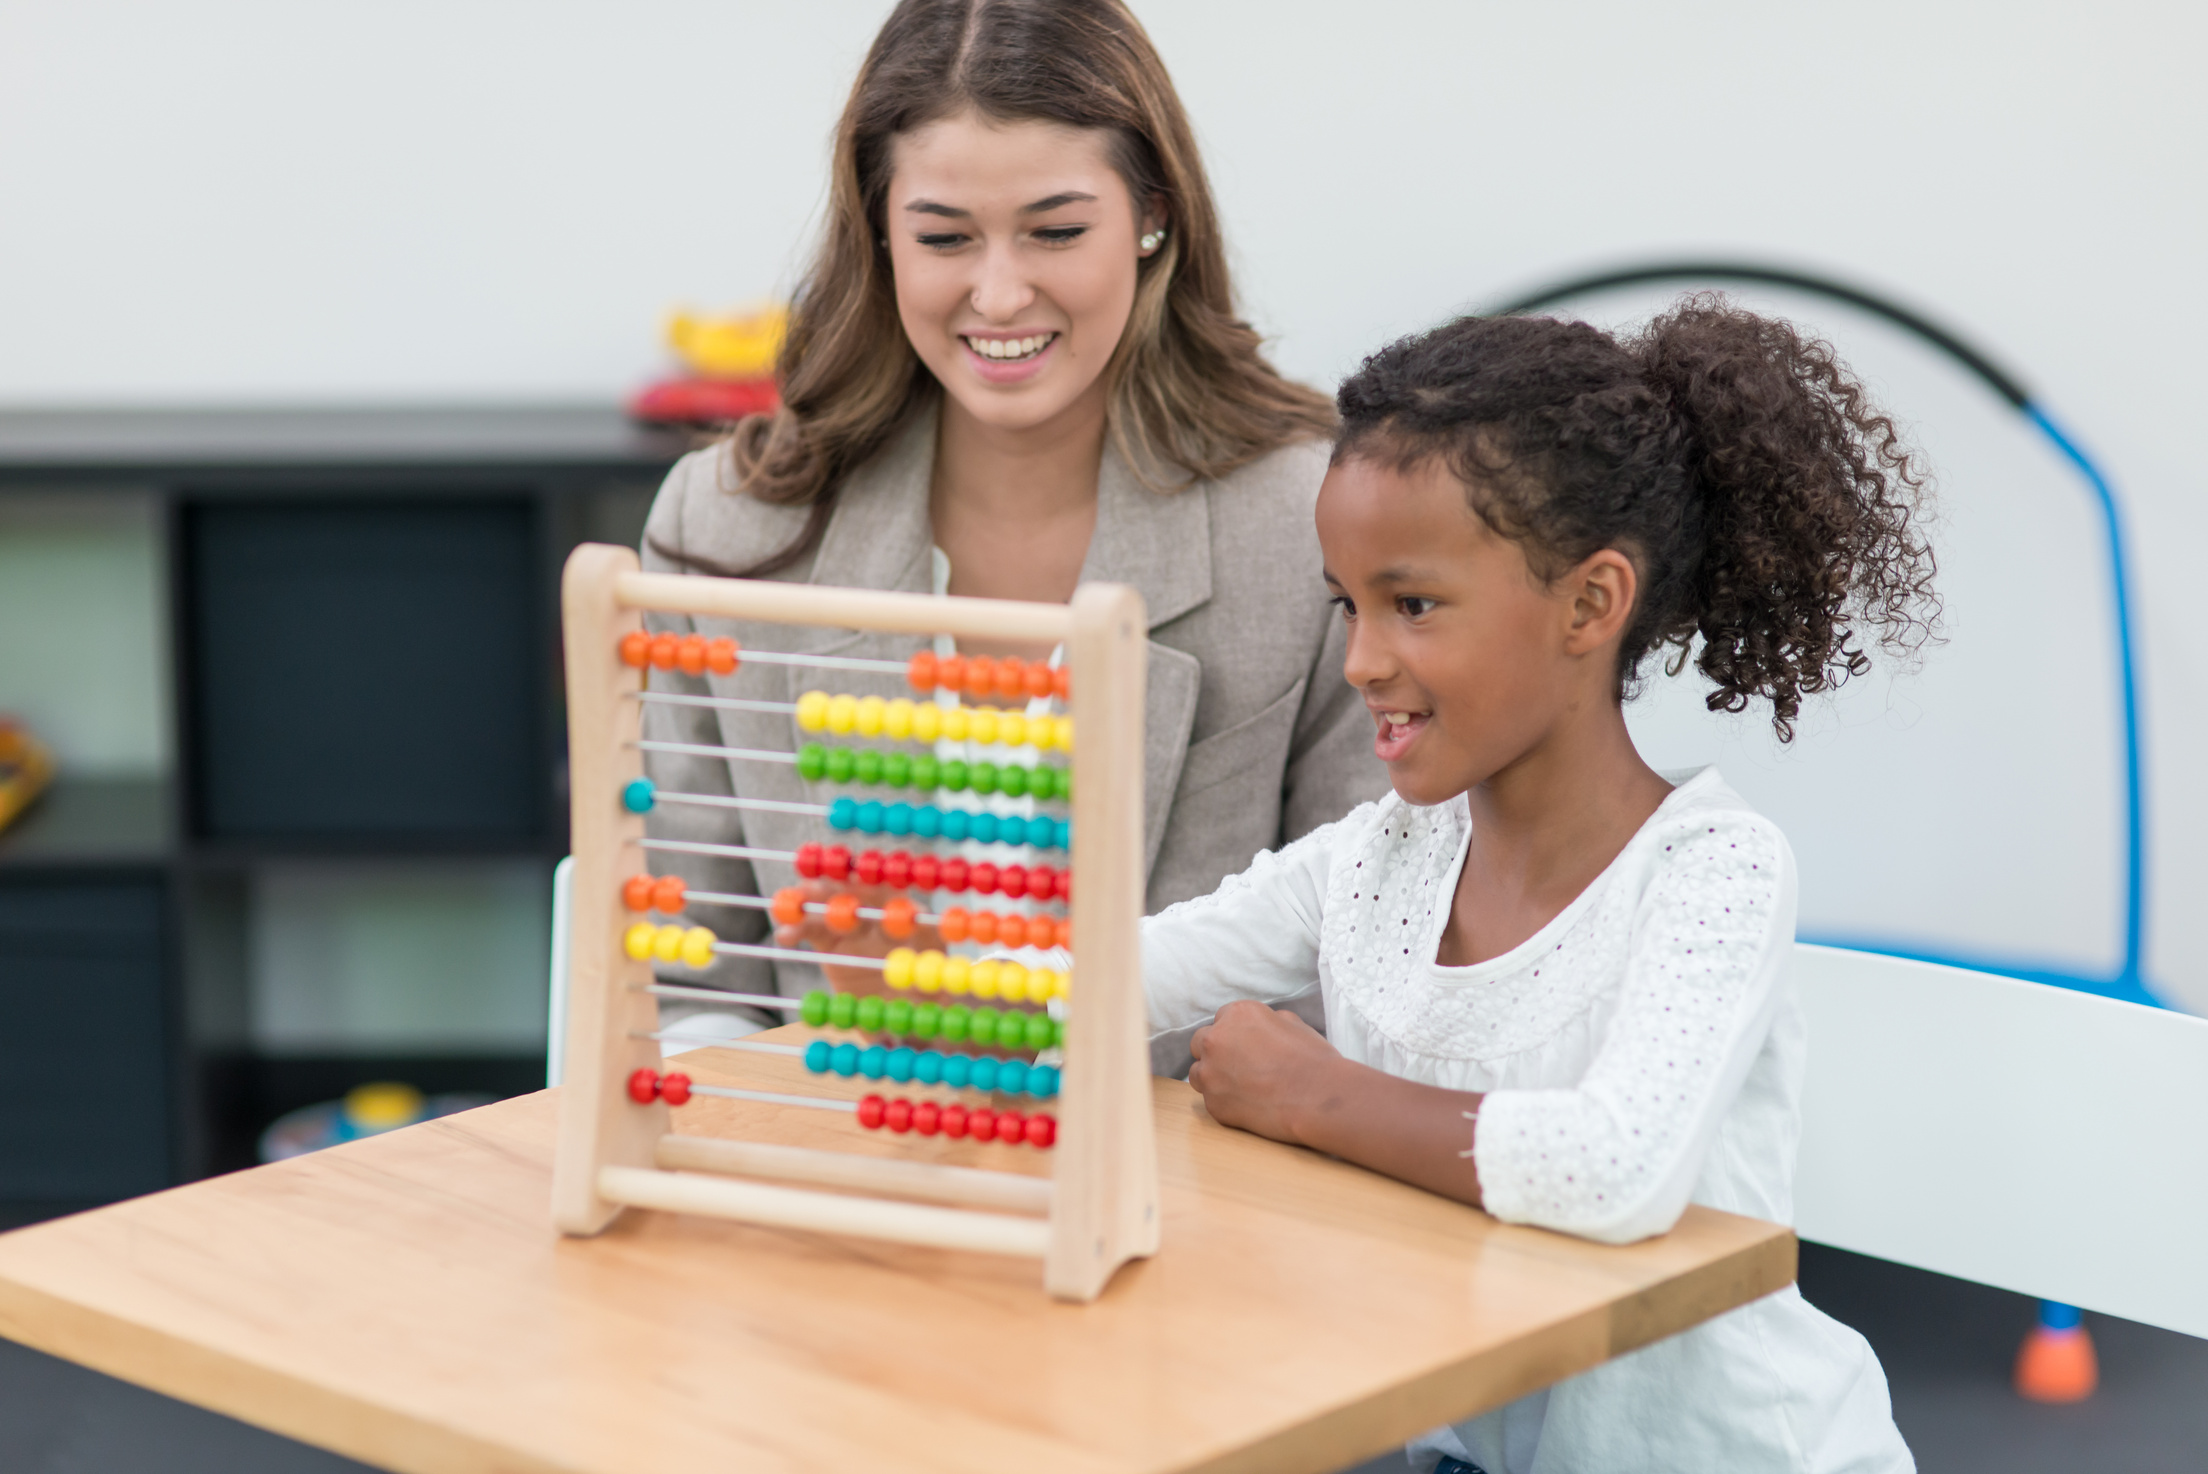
[1793,944,2208,1338]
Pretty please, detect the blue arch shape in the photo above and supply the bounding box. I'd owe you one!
[1496,263,2157,1008]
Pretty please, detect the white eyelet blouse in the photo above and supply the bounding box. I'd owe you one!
[1141,767,1912,1474]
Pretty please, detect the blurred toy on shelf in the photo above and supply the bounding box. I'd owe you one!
[258,1081,494,1162]
[0,716,56,834]
[628,303,786,426]
[2015,1299,2099,1402]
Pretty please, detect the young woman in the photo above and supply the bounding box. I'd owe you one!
[638,0,1382,1009]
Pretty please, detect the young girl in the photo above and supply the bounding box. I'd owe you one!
[1143,301,1937,1473]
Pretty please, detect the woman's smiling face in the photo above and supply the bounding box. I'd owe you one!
[885,111,1159,436]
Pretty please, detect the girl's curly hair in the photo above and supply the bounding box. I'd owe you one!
[1333,296,1941,740]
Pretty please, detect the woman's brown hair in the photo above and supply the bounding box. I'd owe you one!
[690,0,1335,577]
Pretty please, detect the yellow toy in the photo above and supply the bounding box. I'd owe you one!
[0,716,54,834]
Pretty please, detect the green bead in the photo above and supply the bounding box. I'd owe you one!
[826,747,856,783]
[855,994,886,1031]
[883,998,913,1035]
[882,752,912,788]
[828,992,858,1029]
[969,1006,1000,1047]
[939,1004,971,1043]
[910,754,939,791]
[997,766,1028,798]
[970,762,998,796]
[800,989,831,1027]
[909,1002,941,1040]
[1050,766,1072,801]
[797,743,829,781]
[1023,1010,1054,1050]
[1050,1017,1065,1049]
[854,749,884,785]
[940,759,969,792]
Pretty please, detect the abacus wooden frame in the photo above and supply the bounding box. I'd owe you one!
[551,543,1158,1303]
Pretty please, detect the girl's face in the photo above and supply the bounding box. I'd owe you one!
[885,112,1161,438]
[1316,455,1635,806]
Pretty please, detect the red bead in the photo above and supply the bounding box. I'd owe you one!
[795,842,824,879]
[906,650,937,693]
[857,1094,887,1130]
[705,637,739,675]
[627,1068,660,1104]
[1026,1114,1056,1148]
[676,634,708,675]
[912,1100,941,1135]
[824,894,861,934]
[855,850,885,885]
[621,875,654,911]
[1022,664,1054,700]
[618,631,652,667]
[649,632,679,669]
[968,910,998,946]
[969,862,998,897]
[998,864,1028,900]
[1026,867,1055,902]
[651,875,686,913]
[967,1108,997,1142]
[1053,869,1072,901]
[940,1103,970,1138]
[936,654,967,694]
[883,851,912,889]
[660,1072,692,1106]
[1052,667,1072,701]
[939,857,969,893]
[910,854,941,890]
[884,1098,914,1133]
[823,845,852,881]
[993,659,1026,701]
[963,656,996,699]
[990,1109,1023,1143]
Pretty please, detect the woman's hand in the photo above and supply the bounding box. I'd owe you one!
[1186,1000,1344,1145]
[772,879,945,997]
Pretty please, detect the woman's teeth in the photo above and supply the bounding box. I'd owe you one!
[965,333,1056,361]
[1384,712,1420,726]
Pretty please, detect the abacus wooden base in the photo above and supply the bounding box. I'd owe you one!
[0,1037,1795,1474]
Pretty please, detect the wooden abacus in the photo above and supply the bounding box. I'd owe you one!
[552,543,1158,1302]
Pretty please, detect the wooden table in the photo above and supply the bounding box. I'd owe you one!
[0,1037,1793,1474]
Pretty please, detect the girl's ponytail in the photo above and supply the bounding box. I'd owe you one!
[1333,296,1940,740]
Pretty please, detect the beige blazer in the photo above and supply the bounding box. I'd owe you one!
[636,405,1388,999]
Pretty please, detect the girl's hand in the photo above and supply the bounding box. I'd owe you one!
[772,878,945,997]
[1186,1000,1343,1145]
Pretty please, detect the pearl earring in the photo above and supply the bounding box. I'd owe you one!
[1139,229,1166,252]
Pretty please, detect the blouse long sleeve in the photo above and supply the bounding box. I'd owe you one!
[1471,812,1798,1244]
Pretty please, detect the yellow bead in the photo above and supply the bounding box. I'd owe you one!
[794,690,830,732]
[1053,716,1075,752]
[941,706,970,741]
[911,702,942,742]
[679,926,716,969]
[652,924,685,963]
[968,707,999,746]
[914,949,944,993]
[968,958,1000,999]
[1051,970,1072,999]
[826,693,859,734]
[883,947,916,989]
[855,694,886,737]
[624,922,657,960]
[996,711,1028,747]
[941,955,971,995]
[884,698,915,740]
[996,962,1029,1003]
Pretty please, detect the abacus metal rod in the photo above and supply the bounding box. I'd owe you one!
[681,889,1062,930]
[641,982,803,1009]
[635,739,800,765]
[686,1082,858,1113]
[699,649,912,676]
[632,692,800,717]
[632,1032,806,1055]
[640,838,796,863]
[713,939,887,970]
[646,789,829,818]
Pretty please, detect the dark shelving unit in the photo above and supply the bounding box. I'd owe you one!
[0,407,689,1208]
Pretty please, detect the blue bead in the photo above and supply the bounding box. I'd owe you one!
[1028,1064,1059,1099]
[941,809,970,841]
[1057,818,1072,849]
[943,1054,972,1088]
[859,1045,888,1079]
[912,804,942,838]
[857,800,885,834]
[804,1040,831,1074]
[622,778,656,813]
[827,796,858,831]
[997,1059,1029,1096]
[886,1047,916,1083]
[831,1042,860,1077]
[885,802,913,836]
[915,1051,944,1084]
[970,1056,1000,1092]
[970,812,1000,844]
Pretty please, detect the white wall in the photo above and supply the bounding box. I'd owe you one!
[4,1,2203,1009]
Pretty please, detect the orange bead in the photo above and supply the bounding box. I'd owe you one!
[618,631,652,667]
[969,911,998,945]
[938,906,971,943]
[997,914,1028,948]
[906,650,938,692]
[935,654,967,693]
[825,893,861,934]
[770,886,806,926]
[880,896,918,940]
[1052,666,1072,700]
[705,637,739,675]
[993,658,1027,700]
[1055,917,1073,949]
[963,656,996,699]
[1022,664,1053,699]
[621,875,655,911]
[650,875,686,913]
[677,634,708,674]
[648,632,679,669]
